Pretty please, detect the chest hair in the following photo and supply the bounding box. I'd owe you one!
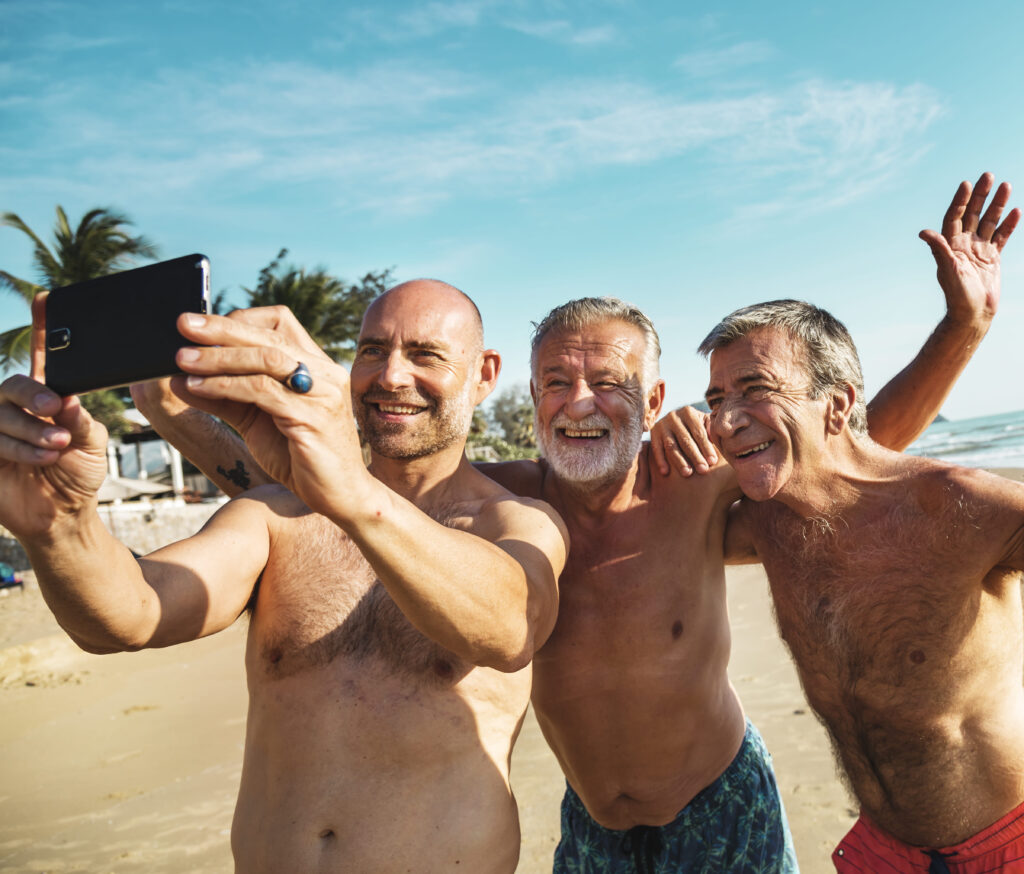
[255,510,470,686]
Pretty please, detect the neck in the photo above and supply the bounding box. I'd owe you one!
[776,433,881,518]
[546,451,645,527]
[368,442,470,506]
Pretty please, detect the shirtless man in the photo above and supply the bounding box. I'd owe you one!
[700,289,1024,870]
[0,280,568,873]
[133,176,1014,871]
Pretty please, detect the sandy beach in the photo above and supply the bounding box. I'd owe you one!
[0,560,859,874]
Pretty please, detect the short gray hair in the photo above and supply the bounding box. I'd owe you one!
[698,299,868,436]
[530,297,661,392]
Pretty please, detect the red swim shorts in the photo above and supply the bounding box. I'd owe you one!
[832,801,1024,872]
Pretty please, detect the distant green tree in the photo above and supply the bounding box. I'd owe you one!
[243,249,392,363]
[0,206,158,436]
[0,206,159,367]
[488,384,536,449]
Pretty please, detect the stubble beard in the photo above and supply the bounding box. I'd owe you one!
[535,407,644,491]
[356,383,476,460]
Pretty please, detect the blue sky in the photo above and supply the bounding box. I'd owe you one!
[2,0,1022,420]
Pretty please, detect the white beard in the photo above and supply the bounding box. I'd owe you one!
[535,408,643,490]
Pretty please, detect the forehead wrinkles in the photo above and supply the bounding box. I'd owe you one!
[360,310,473,358]
[538,331,641,374]
[711,331,808,389]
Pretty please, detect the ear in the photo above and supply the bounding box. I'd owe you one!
[826,383,857,435]
[642,379,666,432]
[473,349,501,405]
[529,379,538,406]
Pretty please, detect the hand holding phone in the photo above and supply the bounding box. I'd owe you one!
[44,254,210,396]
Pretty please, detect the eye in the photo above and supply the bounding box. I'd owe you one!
[706,397,722,411]
[357,346,384,359]
[412,349,441,361]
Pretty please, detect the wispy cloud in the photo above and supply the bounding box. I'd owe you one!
[674,41,775,77]
[36,32,128,52]
[348,0,498,41]
[0,54,943,224]
[504,19,617,45]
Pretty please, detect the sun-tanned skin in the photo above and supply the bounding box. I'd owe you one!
[479,320,747,829]
[0,282,567,873]
[707,324,1024,848]
[130,177,1014,863]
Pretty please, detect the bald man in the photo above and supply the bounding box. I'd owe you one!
[0,281,568,873]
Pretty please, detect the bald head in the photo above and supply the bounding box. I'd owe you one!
[363,279,484,354]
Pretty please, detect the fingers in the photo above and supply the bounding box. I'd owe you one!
[992,206,1021,252]
[30,291,48,382]
[0,375,71,464]
[167,375,260,433]
[919,228,954,267]
[961,172,994,235]
[941,179,972,239]
[975,178,1009,241]
[177,342,302,383]
[227,306,332,361]
[670,408,718,475]
[649,408,718,477]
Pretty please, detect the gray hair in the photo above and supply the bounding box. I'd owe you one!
[698,299,868,436]
[530,297,661,392]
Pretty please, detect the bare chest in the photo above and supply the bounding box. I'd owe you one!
[751,502,989,709]
[537,499,729,675]
[250,516,467,686]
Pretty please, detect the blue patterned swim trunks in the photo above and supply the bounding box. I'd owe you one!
[552,721,799,873]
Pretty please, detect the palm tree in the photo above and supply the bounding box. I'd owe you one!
[0,206,159,367]
[244,249,392,362]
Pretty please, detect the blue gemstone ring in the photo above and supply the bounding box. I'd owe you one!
[285,362,313,394]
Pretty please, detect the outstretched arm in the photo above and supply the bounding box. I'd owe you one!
[0,373,267,653]
[128,305,334,496]
[130,378,273,496]
[867,173,1019,450]
[173,309,568,671]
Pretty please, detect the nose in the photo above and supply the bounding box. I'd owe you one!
[564,379,597,419]
[711,398,748,439]
[377,351,414,391]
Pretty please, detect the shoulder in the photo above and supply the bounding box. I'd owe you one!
[643,444,741,509]
[207,484,315,539]
[895,457,1024,512]
[474,458,544,499]
[445,470,569,557]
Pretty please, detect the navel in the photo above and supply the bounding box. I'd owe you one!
[319,828,335,840]
[910,649,926,665]
[671,620,684,640]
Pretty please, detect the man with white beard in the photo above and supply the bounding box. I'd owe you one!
[482,298,799,870]
[129,168,1014,873]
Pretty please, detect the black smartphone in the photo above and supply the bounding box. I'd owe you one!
[45,253,211,396]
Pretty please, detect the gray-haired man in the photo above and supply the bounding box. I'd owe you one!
[701,295,1024,870]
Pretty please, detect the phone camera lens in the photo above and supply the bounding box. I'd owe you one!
[47,327,71,351]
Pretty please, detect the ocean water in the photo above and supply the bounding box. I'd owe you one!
[905,408,1024,470]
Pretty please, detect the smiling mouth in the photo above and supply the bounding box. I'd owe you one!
[560,428,607,439]
[735,441,772,458]
[375,403,425,415]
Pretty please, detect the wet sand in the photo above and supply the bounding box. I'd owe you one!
[0,562,855,874]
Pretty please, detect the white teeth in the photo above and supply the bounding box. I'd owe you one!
[736,441,771,458]
[563,429,605,438]
[378,404,421,415]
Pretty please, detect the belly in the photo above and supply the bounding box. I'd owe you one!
[232,658,529,873]
[531,629,744,828]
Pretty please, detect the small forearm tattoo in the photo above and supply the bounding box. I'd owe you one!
[217,460,252,490]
